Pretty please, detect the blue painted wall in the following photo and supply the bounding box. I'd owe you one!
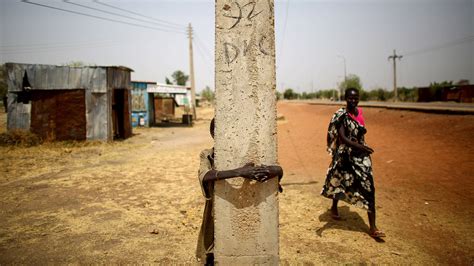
[131,81,154,127]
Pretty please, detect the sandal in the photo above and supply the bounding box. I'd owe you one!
[369,230,386,238]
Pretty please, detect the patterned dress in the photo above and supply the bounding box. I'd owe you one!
[321,108,375,211]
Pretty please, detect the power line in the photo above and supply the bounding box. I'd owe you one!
[277,0,290,61]
[194,34,212,57]
[0,41,127,55]
[63,0,186,33]
[192,33,214,82]
[194,33,213,63]
[403,35,474,57]
[194,53,213,84]
[93,0,186,29]
[0,39,121,50]
[0,36,165,55]
[193,39,214,81]
[194,40,212,65]
[21,0,186,35]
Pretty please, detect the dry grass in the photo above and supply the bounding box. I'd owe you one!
[0,130,41,147]
[0,111,6,134]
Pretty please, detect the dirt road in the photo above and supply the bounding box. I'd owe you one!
[0,102,473,264]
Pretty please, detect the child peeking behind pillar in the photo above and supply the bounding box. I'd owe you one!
[195,118,283,265]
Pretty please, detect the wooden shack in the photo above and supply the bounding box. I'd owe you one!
[6,63,133,141]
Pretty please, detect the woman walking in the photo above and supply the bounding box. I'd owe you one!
[321,87,385,239]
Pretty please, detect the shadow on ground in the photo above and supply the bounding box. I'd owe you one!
[316,206,378,238]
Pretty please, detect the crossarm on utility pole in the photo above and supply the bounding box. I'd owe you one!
[388,49,403,102]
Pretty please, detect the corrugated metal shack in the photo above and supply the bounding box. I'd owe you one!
[6,63,133,141]
[131,81,156,127]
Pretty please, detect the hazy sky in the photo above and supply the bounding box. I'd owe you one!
[1,0,473,93]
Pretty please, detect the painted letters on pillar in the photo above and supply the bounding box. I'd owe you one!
[220,1,272,65]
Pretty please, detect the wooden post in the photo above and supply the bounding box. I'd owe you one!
[214,0,278,264]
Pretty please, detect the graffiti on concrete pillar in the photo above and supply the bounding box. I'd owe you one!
[221,1,272,65]
[258,35,269,55]
[224,42,240,65]
[224,35,270,65]
[222,1,263,29]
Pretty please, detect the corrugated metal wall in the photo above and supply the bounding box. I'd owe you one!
[6,63,132,141]
[85,90,109,141]
[6,63,108,92]
[6,92,30,130]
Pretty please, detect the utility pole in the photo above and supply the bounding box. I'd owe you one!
[388,49,402,101]
[187,23,197,119]
[215,0,279,264]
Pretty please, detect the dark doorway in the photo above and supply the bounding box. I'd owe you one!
[112,89,125,139]
[112,89,132,140]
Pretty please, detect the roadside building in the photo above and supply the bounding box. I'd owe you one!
[418,84,474,103]
[146,83,192,125]
[131,81,156,127]
[6,63,133,141]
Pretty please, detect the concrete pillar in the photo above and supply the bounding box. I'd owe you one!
[214,0,278,264]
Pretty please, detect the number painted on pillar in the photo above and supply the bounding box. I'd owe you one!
[222,1,263,29]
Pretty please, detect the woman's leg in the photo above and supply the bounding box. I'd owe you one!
[368,207,385,237]
[367,208,376,231]
[331,198,339,218]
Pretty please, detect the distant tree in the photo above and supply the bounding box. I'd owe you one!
[171,70,189,86]
[301,91,318,99]
[339,74,362,92]
[397,87,417,102]
[337,74,372,101]
[65,61,85,67]
[63,61,96,67]
[359,89,369,101]
[165,77,173,85]
[430,80,453,87]
[275,90,282,101]
[367,88,392,101]
[283,88,299,100]
[456,79,470,85]
[201,86,215,102]
[316,89,338,100]
[364,87,416,102]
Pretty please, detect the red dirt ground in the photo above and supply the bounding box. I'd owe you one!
[277,101,474,264]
